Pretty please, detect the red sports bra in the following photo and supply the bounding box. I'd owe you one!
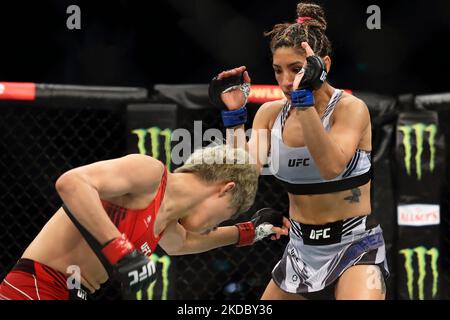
[101,166,167,257]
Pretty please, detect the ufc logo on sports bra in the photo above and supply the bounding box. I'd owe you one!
[309,228,331,240]
[288,158,310,167]
[128,261,156,286]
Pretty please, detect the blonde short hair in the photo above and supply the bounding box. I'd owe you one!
[174,145,258,213]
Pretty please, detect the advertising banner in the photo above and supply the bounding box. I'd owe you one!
[395,111,445,299]
[127,103,177,300]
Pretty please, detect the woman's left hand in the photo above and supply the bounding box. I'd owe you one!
[270,217,291,240]
[293,42,316,90]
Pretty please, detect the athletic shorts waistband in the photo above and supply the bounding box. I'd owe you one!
[289,214,378,245]
[0,258,89,300]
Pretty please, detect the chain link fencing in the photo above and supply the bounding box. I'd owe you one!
[0,86,449,300]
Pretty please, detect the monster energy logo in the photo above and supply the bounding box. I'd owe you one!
[399,246,439,300]
[136,254,171,300]
[132,127,172,170]
[398,123,437,180]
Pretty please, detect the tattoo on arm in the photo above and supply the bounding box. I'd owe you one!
[343,188,361,203]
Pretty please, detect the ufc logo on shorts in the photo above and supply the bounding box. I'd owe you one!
[128,261,156,285]
[309,228,331,240]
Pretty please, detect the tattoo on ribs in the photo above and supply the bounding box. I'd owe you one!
[344,188,361,203]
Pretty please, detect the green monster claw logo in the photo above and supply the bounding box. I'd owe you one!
[398,123,437,180]
[132,127,172,170]
[131,127,173,300]
[399,246,439,300]
[136,254,171,300]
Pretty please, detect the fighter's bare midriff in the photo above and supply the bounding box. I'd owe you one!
[21,188,162,294]
[21,207,107,293]
[288,181,371,224]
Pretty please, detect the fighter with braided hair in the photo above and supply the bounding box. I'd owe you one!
[209,1,389,299]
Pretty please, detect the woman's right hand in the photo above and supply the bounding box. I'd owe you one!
[216,66,251,110]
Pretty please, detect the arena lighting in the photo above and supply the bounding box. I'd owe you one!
[248,84,352,103]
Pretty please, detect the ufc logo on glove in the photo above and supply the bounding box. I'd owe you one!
[128,261,156,286]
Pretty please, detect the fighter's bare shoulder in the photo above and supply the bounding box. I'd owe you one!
[332,92,370,126]
[119,154,165,187]
[258,99,286,116]
[89,154,166,198]
[254,99,286,129]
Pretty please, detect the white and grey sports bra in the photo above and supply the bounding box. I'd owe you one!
[267,89,371,195]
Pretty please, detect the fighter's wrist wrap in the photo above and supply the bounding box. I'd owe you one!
[291,89,314,108]
[235,208,284,247]
[101,234,135,265]
[235,221,255,247]
[221,106,248,128]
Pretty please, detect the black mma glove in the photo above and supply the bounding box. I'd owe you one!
[102,234,156,295]
[235,208,284,247]
[209,73,250,109]
[291,55,327,108]
[298,55,327,91]
[208,73,250,127]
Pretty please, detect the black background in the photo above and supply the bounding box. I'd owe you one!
[0,0,448,95]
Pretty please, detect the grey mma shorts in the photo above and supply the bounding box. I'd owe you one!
[271,215,389,298]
